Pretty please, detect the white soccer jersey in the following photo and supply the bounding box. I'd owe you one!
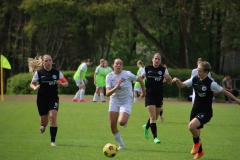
[106,71,138,104]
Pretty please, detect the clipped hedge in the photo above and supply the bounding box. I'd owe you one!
[6,66,223,100]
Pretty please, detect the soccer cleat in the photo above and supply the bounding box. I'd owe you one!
[117,145,125,150]
[142,125,149,139]
[193,151,204,159]
[40,126,46,134]
[72,98,77,102]
[50,142,56,146]
[160,116,165,122]
[190,141,201,155]
[154,137,161,144]
[79,99,86,102]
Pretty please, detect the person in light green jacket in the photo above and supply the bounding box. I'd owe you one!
[72,59,93,102]
[93,59,106,102]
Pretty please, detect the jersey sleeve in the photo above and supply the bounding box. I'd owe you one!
[81,63,87,71]
[183,77,193,87]
[141,67,146,76]
[211,82,223,93]
[95,66,100,73]
[127,71,138,81]
[31,71,39,82]
[106,74,112,89]
[59,71,67,82]
[164,68,169,75]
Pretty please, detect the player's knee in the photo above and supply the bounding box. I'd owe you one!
[119,121,126,126]
[188,122,196,131]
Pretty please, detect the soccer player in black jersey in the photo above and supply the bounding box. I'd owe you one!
[141,53,172,144]
[172,61,240,159]
[30,55,69,146]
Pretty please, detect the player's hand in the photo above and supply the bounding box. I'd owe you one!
[139,91,146,99]
[163,74,171,80]
[34,85,40,90]
[116,79,122,88]
[172,77,179,83]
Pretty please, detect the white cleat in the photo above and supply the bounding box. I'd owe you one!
[117,145,125,150]
[51,142,56,146]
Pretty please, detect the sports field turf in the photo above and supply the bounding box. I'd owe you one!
[0,95,239,160]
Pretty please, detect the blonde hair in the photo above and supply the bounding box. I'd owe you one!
[198,61,211,72]
[27,55,43,74]
[137,60,144,68]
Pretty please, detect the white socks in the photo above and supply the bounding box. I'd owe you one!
[113,132,124,147]
[80,89,85,100]
[100,93,105,101]
[134,98,138,103]
[93,93,98,101]
[74,91,80,100]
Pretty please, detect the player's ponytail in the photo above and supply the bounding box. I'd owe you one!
[27,55,43,74]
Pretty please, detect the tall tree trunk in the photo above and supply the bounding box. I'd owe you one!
[129,9,179,68]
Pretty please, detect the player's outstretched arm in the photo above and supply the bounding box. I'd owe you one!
[221,89,240,105]
[172,77,187,88]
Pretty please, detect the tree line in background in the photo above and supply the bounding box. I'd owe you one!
[0,0,240,79]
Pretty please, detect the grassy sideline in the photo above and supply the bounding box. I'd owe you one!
[0,96,240,160]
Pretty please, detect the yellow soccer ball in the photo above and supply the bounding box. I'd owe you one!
[103,143,118,158]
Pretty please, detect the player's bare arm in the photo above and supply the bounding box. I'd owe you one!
[163,74,172,85]
[221,89,240,105]
[172,77,187,88]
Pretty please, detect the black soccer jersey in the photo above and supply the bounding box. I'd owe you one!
[144,65,166,94]
[37,68,60,97]
[192,76,214,116]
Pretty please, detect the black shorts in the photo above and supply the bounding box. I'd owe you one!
[145,93,163,108]
[37,96,59,116]
[190,108,212,129]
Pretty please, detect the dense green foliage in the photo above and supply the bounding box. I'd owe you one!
[0,98,240,159]
[6,67,224,100]
[1,0,240,78]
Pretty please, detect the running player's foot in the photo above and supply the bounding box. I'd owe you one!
[193,151,204,159]
[160,116,165,122]
[50,142,56,146]
[117,145,125,150]
[40,126,46,134]
[142,125,149,139]
[79,99,86,102]
[72,98,77,102]
[154,137,161,144]
[190,141,201,155]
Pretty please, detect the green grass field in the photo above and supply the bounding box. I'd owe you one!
[0,96,240,160]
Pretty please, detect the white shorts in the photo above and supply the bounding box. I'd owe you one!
[134,87,142,93]
[75,79,85,87]
[109,100,132,115]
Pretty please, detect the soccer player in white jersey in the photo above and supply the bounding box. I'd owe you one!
[105,58,146,150]
[172,61,240,159]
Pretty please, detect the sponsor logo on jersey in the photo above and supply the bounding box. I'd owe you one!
[202,86,207,91]
[52,75,57,79]
[158,71,162,75]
